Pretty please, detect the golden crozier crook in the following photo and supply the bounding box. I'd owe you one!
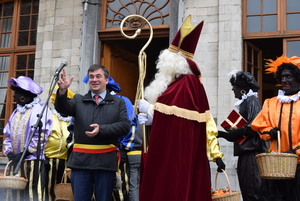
[120,15,153,153]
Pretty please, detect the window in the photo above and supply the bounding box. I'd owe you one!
[286,0,300,31]
[284,38,300,57]
[0,0,38,154]
[99,0,170,39]
[243,0,300,38]
[245,0,277,33]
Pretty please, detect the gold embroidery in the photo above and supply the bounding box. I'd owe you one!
[168,44,194,60]
[127,150,142,155]
[12,112,22,152]
[21,110,31,152]
[37,161,42,201]
[47,158,54,200]
[125,125,136,150]
[154,102,211,123]
[29,161,34,200]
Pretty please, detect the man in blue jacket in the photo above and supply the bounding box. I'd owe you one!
[55,64,131,201]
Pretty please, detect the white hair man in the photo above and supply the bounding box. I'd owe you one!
[138,15,225,201]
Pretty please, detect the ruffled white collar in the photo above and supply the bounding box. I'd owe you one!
[52,109,72,122]
[277,90,300,103]
[17,97,41,114]
[234,89,258,110]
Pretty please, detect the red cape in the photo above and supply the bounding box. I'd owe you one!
[139,74,212,201]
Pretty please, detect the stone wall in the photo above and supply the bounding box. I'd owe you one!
[35,0,83,102]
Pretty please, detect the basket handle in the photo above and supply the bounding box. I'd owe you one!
[3,160,13,177]
[60,170,68,184]
[276,130,281,153]
[214,169,232,193]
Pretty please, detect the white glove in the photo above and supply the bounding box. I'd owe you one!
[138,99,150,113]
[138,113,148,125]
[138,113,153,125]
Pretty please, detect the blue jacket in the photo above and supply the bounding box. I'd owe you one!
[115,94,138,151]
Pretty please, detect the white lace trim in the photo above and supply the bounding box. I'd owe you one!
[52,109,72,122]
[234,89,258,110]
[17,97,41,114]
[277,90,300,103]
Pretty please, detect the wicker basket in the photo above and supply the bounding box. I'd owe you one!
[212,169,241,201]
[256,152,298,179]
[0,161,28,190]
[54,169,74,201]
[255,131,298,179]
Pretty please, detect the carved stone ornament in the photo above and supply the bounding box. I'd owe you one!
[128,17,145,29]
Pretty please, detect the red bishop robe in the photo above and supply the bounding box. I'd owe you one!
[139,74,212,201]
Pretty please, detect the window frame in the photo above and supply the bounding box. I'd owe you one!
[0,0,38,155]
[242,0,300,39]
[283,37,300,57]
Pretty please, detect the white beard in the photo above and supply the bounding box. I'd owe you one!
[144,72,173,104]
[144,49,193,104]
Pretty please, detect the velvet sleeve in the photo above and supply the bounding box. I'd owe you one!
[2,111,15,155]
[3,104,52,160]
[26,105,53,160]
[240,97,262,137]
[251,99,272,141]
[244,96,261,126]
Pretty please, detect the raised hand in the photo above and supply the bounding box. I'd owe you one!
[57,69,74,95]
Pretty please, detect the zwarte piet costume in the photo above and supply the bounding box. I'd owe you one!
[252,56,300,201]
[44,86,74,201]
[3,76,53,201]
[218,70,268,201]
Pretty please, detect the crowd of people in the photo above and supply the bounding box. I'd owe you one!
[2,14,300,201]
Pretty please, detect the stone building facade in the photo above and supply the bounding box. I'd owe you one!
[7,1,291,200]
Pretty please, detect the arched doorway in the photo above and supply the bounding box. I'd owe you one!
[98,0,172,103]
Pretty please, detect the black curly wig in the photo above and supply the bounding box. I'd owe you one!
[275,63,300,84]
[229,71,260,92]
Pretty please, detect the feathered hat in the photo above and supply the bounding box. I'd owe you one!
[168,15,204,77]
[9,76,43,95]
[265,55,300,74]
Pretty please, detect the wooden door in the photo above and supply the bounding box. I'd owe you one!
[102,42,139,104]
[244,41,263,102]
